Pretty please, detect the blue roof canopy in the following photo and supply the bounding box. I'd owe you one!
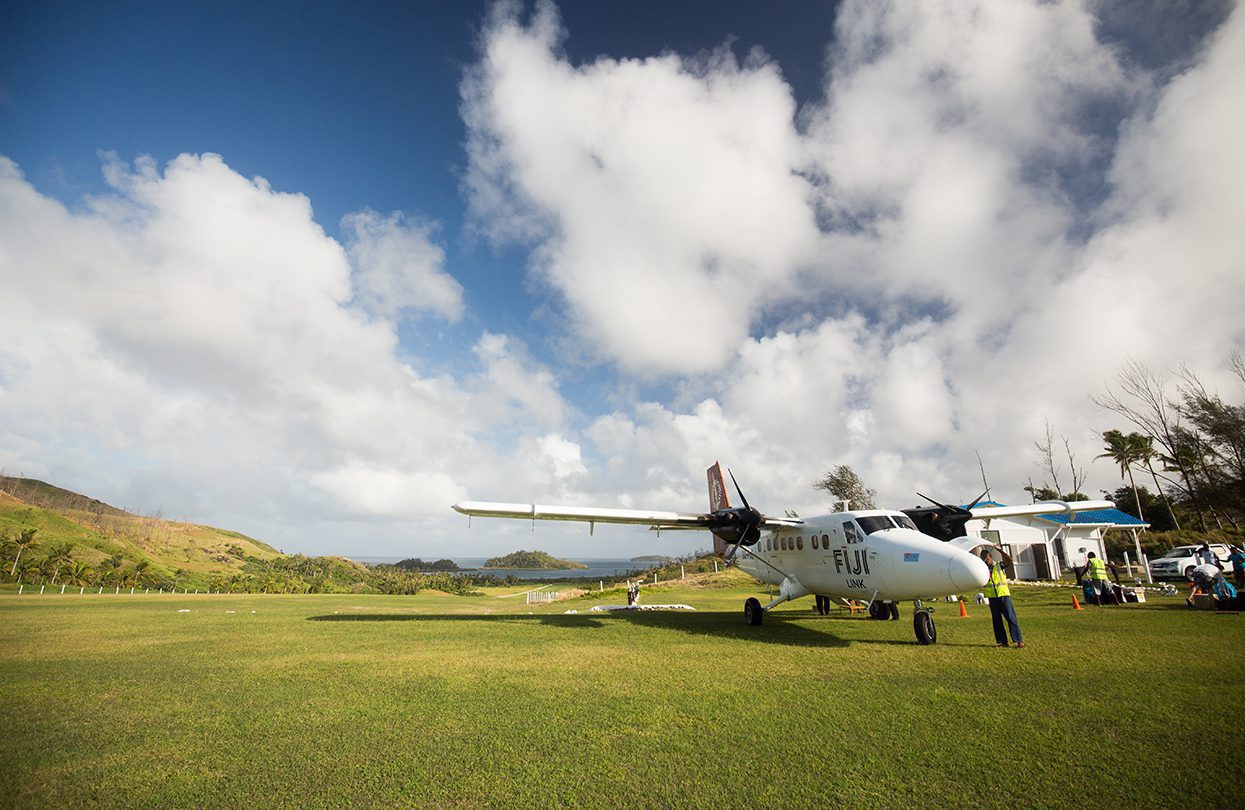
[1037,507,1148,526]
[960,501,1149,527]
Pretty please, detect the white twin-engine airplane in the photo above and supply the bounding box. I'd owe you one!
[452,463,1113,645]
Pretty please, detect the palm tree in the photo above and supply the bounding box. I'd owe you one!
[1131,433,1180,530]
[64,560,94,587]
[43,543,75,585]
[8,528,39,578]
[1098,430,1145,521]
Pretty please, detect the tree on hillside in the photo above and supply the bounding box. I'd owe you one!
[1097,429,1147,522]
[63,560,94,588]
[7,528,39,578]
[42,543,74,585]
[813,465,876,510]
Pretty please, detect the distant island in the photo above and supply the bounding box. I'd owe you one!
[392,558,460,572]
[630,555,673,564]
[482,550,588,570]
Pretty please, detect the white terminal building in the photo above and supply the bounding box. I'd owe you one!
[950,501,1150,580]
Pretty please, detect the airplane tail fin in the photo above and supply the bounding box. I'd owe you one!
[707,462,729,556]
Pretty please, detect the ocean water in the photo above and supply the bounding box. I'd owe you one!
[350,557,661,580]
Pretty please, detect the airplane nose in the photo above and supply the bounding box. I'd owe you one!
[948,551,990,592]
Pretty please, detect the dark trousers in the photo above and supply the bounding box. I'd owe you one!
[988,596,1022,645]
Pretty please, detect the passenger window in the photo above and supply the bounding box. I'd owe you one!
[822,534,830,547]
[797,536,804,551]
[782,537,789,551]
[812,535,819,550]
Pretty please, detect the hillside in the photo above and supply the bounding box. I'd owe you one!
[0,477,280,589]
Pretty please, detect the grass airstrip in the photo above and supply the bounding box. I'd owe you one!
[2,572,1242,807]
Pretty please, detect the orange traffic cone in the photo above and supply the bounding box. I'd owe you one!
[958,599,969,618]
[1071,592,1084,611]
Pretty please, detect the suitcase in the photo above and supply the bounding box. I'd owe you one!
[1082,582,1099,606]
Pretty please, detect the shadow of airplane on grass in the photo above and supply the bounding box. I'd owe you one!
[306,610,990,647]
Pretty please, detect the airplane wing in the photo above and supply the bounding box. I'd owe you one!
[968,500,1114,520]
[451,501,803,531]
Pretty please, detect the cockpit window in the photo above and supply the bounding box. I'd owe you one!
[856,516,896,535]
[893,514,918,531]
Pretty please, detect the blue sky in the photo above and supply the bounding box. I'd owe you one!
[1,1,1242,558]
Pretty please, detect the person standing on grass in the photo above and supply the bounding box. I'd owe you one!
[1196,543,1223,570]
[1228,546,1245,588]
[980,547,1024,648]
[1086,552,1118,605]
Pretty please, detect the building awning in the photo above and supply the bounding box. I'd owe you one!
[1036,507,1149,528]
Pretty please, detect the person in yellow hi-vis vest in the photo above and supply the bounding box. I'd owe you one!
[980,547,1024,648]
[1085,552,1117,605]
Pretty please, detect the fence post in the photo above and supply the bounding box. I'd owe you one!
[599,580,603,592]
[61,584,66,594]
[1141,553,1153,584]
[98,587,102,594]
[18,584,23,594]
[80,587,84,595]
[40,585,45,594]
[681,565,685,580]
[1123,551,1132,578]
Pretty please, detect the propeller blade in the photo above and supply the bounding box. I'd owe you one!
[916,492,953,511]
[727,469,750,511]
[965,488,991,511]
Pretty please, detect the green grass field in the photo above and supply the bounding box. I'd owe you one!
[2,578,1242,808]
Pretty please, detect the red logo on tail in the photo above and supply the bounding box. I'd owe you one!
[707,462,730,556]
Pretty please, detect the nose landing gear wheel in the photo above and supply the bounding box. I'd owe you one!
[868,600,889,620]
[914,611,937,645]
[744,597,764,626]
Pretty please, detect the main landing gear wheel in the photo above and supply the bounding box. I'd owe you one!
[914,611,937,645]
[744,597,764,626]
[868,600,889,621]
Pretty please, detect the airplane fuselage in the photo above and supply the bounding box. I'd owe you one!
[737,509,989,602]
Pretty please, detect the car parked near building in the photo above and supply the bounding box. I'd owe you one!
[1147,544,1232,579]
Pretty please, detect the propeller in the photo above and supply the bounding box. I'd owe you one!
[903,489,989,542]
[711,469,764,562]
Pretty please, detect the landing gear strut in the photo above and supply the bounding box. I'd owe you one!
[913,600,938,645]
